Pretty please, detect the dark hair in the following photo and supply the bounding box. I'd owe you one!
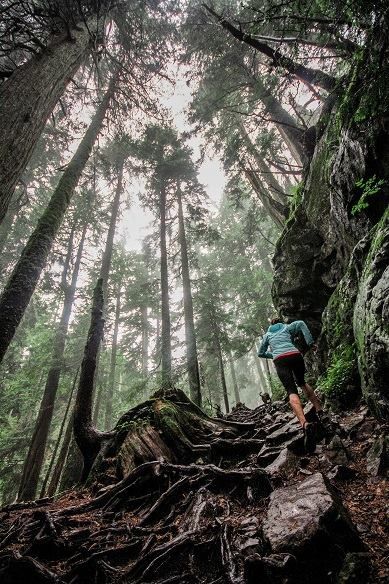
[270,316,283,325]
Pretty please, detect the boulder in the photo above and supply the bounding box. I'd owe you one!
[262,473,363,582]
[327,465,356,481]
[265,448,298,476]
[366,434,388,477]
[257,445,283,467]
[325,435,349,466]
[336,552,370,584]
[266,420,300,446]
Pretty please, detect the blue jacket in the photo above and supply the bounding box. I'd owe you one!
[257,321,314,360]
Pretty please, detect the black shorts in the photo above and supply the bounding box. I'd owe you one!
[274,353,306,396]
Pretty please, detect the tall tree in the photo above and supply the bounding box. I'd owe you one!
[177,188,201,406]
[0,2,112,223]
[159,182,172,388]
[104,286,121,430]
[17,216,88,501]
[73,278,107,481]
[0,75,116,366]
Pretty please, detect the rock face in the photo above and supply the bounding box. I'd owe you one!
[366,434,388,477]
[263,473,363,581]
[272,24,389,419]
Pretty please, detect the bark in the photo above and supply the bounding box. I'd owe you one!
[0,77,116,366]
[155,316,161,368]
[100,161,124,303]
[229,355,241,404]
[92,162,124,424]
[74,278,107,482]
[141,306,149,377]
[240,159,286,227]
[203,4,337,92]
[40,367,79,498]
[92,378,105,426]
[178,190,201,406]
[238,123,287,206]
[46,413,73,497]
[215,334,230,413]
[159,184,172,389]
[0,193,18,264]
[251,78,306,166]
[0,24,94,224]
[105,287,121,430]
[17,221,86,501]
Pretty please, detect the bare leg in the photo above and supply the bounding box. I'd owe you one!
[289,393,307,427]
[302,383,322,412]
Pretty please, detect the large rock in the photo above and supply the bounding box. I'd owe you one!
[272,30,389,419]
[262,473,363,582]
[366,434,388,477]
[354,210,389,419]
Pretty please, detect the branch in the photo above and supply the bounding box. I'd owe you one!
[202,4,338,92]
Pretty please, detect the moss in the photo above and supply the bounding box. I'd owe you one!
[319,266,361,410]
[317,344,359,410]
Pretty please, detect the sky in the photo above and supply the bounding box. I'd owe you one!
[118,65,227,251]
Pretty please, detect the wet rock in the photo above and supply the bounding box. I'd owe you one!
[243,552,297,584]
[265,448,298,476]
[263,473,363,580]
[339,408,367,437]
[266,420,300,446]
[336,552,370,584]
[366,434,388,477]
[325,435,349,466]
[355,418,377,441]
[236,516,262,555]
[257,446,283,467]
[327,465,356,481]
[285,433,305,456]
[354,210,389,420]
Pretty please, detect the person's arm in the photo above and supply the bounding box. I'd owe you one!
[287,320,314,347]
[257,334,273,359]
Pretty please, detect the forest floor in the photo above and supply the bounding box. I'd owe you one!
[0,394,387,584]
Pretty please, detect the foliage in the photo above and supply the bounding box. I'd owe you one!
[317,344,359,409]
[351,176,385,216]
[267,374,286,402]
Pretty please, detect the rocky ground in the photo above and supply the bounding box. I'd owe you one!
[0,391,387,584]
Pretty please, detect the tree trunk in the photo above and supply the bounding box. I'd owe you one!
[215,334,229,413]
[0,192,19,265]
[0,77,116,366]
[229,354,241,404]
[74,278,106,482]
[46,412,74,497]
[251,78,306,166]
[240,160,286,227]
[141,306,149,377]
[100,161,124,303]
[155,316,161,369]
[159,184,172,389]
[0,24,94,224]
[17,221,87,501]
[92,377,105,427]
[203,5,337,92]
[238,123,287,206]
[177,190,201,406]
[105,287,121,430]
[40,367,79,498]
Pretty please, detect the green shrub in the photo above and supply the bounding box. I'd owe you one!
[268,374,286,402]
[317,344,359,409]
[351,175,385,215]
